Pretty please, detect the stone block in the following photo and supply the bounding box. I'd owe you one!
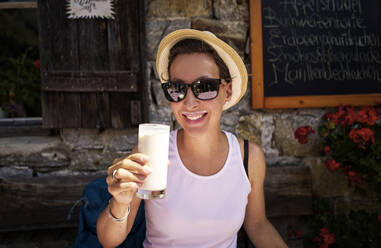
[191,18,248,55]
[236,113,279,156]
[221,113,240,133]
[0,136,70,172]
[307,157,353,197]
[235,115,261,145]
[213,0,249,21]
[269,215,307,247]
[0,136,62,156]
[265,166,313,217]
[148,0,212,18]
[0,166,33,179]
[334,184,381,213]
[69,149,129,171]
[146,19,191,61]
[273,113,322,157]
[60,128,137,152]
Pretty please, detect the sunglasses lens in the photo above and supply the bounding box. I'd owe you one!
[193,79,220,100]
[162,82,186,102]
[162,79,221,102]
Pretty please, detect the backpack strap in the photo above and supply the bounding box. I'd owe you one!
[243,139,249,176]
[238,139,255,248]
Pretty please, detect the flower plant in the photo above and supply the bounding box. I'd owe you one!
[303,196,381,248]
[318,105,381,187]
[294,105,381,247]
[0,10,41,117]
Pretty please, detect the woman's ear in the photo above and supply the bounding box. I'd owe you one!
[224,81,233,101]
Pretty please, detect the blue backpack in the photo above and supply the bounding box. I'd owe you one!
[73,178,146,248]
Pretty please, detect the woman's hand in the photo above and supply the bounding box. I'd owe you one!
[106,153,152,206]
[97,153,152,247]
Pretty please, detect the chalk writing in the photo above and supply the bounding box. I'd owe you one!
[261,0,381,95]
[279,0,362,16]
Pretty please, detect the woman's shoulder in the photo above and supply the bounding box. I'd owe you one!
[234,137,266,184]
[232,134,262,158]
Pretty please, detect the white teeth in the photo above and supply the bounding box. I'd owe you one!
[186,115,203,120]
[183,111,206,121]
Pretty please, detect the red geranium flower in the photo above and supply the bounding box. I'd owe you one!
[356,106,379,126]
[328,105,356,127]
[349,127,375,148]
[33,59,40,70]
[322,112,333,121]
[347,170,363,186]
[325,159,340,171]
[323,146,330,153]
[340,105,356,126]
[314,228,336,248]
[319,228,335,248]
[295,229,302,238]
[286,226,303,239]
[294,126,315,144]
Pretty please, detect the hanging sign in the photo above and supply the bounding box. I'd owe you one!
[67,0,115,19]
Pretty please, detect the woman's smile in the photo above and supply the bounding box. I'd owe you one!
[182,111,207,121]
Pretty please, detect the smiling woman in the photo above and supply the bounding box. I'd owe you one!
[96,29,288,248]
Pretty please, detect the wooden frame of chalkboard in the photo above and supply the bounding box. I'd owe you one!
[250,0,381,109]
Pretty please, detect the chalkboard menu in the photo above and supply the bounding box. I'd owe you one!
[250,0,381,108]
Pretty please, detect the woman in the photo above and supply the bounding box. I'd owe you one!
[97,29,287,248]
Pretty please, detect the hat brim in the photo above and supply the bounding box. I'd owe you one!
[156,29,247,110]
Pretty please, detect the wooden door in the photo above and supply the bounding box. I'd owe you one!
[38,0,148,128]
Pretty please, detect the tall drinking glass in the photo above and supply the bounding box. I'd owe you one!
[136,123,170,199]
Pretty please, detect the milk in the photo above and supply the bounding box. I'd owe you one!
[137,124,170,199]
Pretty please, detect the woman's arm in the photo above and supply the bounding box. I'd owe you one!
[241,141,288,248]
[96,145,150,248]
[97,197,141,248]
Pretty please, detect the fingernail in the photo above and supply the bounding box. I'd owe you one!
[143,166,152,174]
[141,154,150,162]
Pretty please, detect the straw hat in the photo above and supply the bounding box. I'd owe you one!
[156,29,247,110]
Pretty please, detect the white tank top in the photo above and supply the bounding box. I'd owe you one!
[143,130,251,248]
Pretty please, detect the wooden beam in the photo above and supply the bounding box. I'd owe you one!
[0,1,37,9]
[41,71,138,92]
[0,175,104,232]
[249,0,265,109]
[264,94,381,109]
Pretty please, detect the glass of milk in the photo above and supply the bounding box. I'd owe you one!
[136,123,170,199]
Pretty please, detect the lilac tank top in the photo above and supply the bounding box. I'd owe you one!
[143,130,251,248]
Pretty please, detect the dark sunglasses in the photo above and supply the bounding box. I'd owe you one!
[161,78,224,102]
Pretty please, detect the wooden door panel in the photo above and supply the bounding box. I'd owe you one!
[38,0,146,128]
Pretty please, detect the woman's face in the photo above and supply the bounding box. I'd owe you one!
[169,53,232,137]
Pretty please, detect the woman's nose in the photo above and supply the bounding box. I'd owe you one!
[183,87,199,109]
